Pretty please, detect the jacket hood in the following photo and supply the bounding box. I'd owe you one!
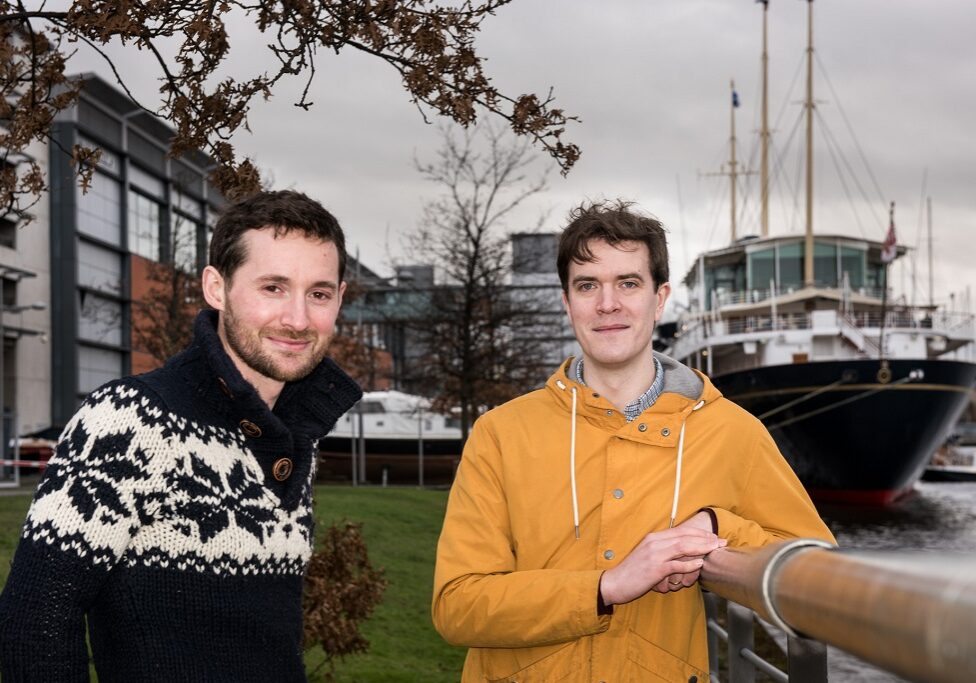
[545,351,722,421]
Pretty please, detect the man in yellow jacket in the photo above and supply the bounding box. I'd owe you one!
[432,201,835,682]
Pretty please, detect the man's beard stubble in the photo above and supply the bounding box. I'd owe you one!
[222,303,329,383]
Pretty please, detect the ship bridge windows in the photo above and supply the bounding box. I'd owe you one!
[747,248,776,292]
[866,261,886,293]
[778,242,804,291]
[743,240,867,294]
[841,246,865,289]
[814,242,838,286]
[704,262,745,308]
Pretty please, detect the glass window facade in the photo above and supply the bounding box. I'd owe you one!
[76,238,122,294]
[77,134,121,173]
[78,346,123,395]
[77,171,122,245]
[129,164,164,199]
[174,188,203,220]
[127,190,161,261]
[172,213,200,273]
[77,292,123,345]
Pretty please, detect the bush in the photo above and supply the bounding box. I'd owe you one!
[303,521,387,680]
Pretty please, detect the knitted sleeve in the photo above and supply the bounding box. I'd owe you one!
[0,382,165,681]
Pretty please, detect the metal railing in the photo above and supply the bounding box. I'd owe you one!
[674,307,976,352]
[700,540,976,683]
[710,286,888,309]
[704,592,825,683]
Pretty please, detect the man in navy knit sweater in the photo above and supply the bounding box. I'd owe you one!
[0,190,363,682]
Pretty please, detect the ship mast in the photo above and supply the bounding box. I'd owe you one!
[803,0,815,286]
[759,0,770,237]
[729,79,740,242]
[927,197,933,308]
[704,82,752,243]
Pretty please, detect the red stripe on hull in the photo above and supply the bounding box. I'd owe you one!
[808,486,913,506]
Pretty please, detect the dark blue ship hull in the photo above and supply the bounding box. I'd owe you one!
[713,359,976,504]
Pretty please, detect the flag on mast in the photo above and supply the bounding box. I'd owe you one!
[881,201,897,264]
[732,90,740,108]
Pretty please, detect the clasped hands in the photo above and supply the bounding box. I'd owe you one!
[598,511,726,607]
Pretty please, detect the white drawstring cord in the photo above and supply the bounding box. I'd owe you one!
[668,399,706,529]
[570,386,580,540]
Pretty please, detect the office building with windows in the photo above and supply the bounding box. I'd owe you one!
[3,73,224,437]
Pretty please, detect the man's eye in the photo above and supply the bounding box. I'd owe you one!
[578,282,596,292]
[310,291,332,301]
[264,285,282,293]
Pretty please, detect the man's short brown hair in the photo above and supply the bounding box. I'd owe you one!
[557,200,669,292]
[208,190,347,283]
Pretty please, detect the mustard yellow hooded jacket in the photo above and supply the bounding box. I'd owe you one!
[433,354,835,682]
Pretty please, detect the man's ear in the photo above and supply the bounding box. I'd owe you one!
[201,265,227,311]
[654,281,672,322]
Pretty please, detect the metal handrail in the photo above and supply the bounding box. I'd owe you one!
[701,540,976,683]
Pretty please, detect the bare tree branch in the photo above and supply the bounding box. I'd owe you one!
[398,123,558,441]
[0,0,580,216]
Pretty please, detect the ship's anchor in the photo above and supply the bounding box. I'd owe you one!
[877,360,892,384]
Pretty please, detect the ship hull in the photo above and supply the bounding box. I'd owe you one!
[921,466,976,483]
[317,436,463,485]
[713,359,976,504]
[319,435,462,457]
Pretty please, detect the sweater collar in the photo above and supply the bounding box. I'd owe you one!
[182,310,362,440]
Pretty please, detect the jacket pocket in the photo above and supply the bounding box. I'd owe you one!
[477,640,581,683]
[626,629,708,683]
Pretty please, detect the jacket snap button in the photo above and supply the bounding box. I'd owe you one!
[612,489,624,499]
[605,409,613,416]
[689,677,698,683]
[637,423,647,432]
[239,420,262,438]
[603,549,614,560]
[217,377,234,398]
[272,458,293,481]
[661,427,671,437]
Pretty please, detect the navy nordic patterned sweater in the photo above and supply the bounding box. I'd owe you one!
[0,310,362,682]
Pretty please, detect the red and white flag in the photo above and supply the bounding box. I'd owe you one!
[881,202,897,264]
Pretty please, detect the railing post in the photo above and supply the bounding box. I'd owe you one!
[728,601,756,683]
[787,635,827,683]
[704,592,722,681]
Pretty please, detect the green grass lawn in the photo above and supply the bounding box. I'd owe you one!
[0,485,465,682]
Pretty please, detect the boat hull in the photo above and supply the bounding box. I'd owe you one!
[317,436,463,485]
[713,359,976,504]
[921,466,976,483]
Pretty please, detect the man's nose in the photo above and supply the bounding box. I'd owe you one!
[280,295,310,330]
[596,287,620,313]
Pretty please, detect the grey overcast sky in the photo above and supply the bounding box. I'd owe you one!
[68,1,976,309]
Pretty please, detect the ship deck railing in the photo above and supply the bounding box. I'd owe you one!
[709,286,888,308]
[673,308,974,353]
[700,540,976,683]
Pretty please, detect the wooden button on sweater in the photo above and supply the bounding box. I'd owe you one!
[272,458,293,481]
[239,420,262,437]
